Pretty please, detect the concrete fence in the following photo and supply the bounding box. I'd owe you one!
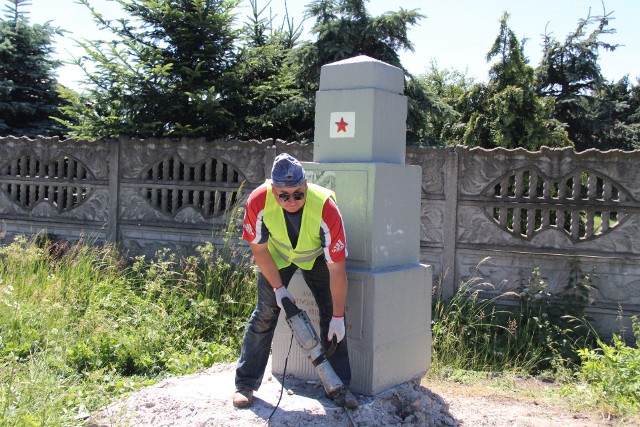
[2,136,639,336]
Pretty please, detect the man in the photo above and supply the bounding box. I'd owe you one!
[233,153,358,410]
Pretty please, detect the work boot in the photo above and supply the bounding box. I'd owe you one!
[232,385,254,408]
[326,387,359,410]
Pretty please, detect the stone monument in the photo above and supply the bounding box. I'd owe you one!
[272,55,432,396]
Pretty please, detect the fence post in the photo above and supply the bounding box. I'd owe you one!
[265,145,276,180]
[442,148,459,299]
[106,139,120,244]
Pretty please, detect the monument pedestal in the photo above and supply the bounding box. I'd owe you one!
[272,162,432,395]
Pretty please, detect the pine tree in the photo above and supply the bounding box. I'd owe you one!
[413,63,479,146]
[407,63,464,146]
[0,0,67,137]
[463,13,570,149]
[535,7,618,150]
[59,0,240,140]
[587,76,640,150]
[221,0,307,141]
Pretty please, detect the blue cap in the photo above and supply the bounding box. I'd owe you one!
[271,153,306,188]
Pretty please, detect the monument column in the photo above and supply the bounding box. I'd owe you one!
[272,55,432,396]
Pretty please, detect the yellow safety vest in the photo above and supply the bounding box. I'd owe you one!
[263,180,336,270]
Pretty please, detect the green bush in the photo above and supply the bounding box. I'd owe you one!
[568,317,640,418]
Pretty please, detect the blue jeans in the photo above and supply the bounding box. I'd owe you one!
[235,256,352,390]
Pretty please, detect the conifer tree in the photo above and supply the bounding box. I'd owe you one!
[0,0,67,137]
[221,0,306,141]
[414,64,481,146]
[59,0,240,140]
[586,76,640,150]
[463,13,570,149]
[288,0,426,142]
[535,8,618,150]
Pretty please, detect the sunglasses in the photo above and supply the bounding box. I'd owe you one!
[276,190,306,202]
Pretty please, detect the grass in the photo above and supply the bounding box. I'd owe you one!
[1,235,640,425]
[0,232,256,426]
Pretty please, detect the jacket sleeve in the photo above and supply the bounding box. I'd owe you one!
[320,197,348,263]
[242,186,269,244]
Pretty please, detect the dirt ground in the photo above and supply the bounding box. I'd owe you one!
[425,376,629,427]
[86,360,634,427]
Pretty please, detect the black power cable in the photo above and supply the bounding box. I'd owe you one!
[264,334,357,427]
[265,334,294,425]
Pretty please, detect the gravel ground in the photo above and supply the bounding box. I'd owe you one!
[86,360,624,427]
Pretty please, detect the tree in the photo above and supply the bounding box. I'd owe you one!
[411,62,468,146]
[463,13,570,149]
[630,80,640,149]
[221,0,307,141]
[288,0,425,141]
[585,76,640,150]
[0,0,67,137]
[59,0,240,140]
[535,7,618,150]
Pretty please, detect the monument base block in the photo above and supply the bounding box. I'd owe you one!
[272,263,432,396]
[303,161,422,271]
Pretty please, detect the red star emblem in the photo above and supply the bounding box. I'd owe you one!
[335,117,348,133]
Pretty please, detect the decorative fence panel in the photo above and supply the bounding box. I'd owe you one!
[0,137,113,243]
[114,138,272,255]
[407,146,640,338]
[2,137,639,337]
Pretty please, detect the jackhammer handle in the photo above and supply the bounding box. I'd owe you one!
[281,296,301,318]
[326,335,339,358]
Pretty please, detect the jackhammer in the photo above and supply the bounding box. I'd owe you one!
[277,296,358,426]
[280,296,344,396]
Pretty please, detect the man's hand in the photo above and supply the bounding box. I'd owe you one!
[273,286,294,310]
[328,315,345,343]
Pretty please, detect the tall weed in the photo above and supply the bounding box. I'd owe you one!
[514,262,598,371]
[431,259,525,373]
[431,258,598,375]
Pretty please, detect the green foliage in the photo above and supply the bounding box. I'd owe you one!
[221,0,308,141]
[0,232,256,425]
[568,319,640,418]
[5,0,637,148]
[515,262,598,371]
[0,0,68,137]
[412,63,472,146]
[2,232,638,423]
[415,8,638,151]
[535,7,624,150]
[58,0,241,140]
[404,69,460,146]
[431,266,520,372]
[584,76,640,150]
[296,0,424,83]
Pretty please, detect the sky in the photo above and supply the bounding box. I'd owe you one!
[22,0,640,91]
